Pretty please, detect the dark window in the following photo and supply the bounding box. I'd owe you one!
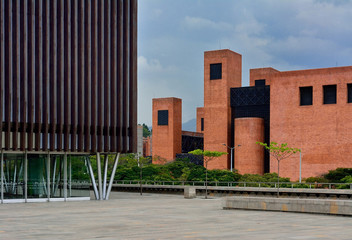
[210,63,222,80]
[255,79,266,86]
[158,110,168,125]
[201,118,204,131]
[323,85,337,104]
[348,84,352,103]
[300,87,313,106]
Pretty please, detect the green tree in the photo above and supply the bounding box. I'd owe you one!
[189,149,227,199]
[142,123,151,138]
[257,142,300,197]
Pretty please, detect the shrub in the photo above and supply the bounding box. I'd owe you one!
[304,176,329,183]
[324,168,352,183]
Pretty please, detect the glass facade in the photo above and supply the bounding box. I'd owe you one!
[1,153,90,203]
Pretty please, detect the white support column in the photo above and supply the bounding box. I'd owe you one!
[105,153,120,200]
[52,156,57,196]
[24,151,28,202]
[63,153,67,201]
[87,157,99,200]
[102,154,108,199]
[96,153,103,201]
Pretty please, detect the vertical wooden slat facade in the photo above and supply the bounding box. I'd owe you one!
[42,0,49,151]
[0,0,4,150]
[1,0,137,153]
[4,0,12,150]
[12,0,20,150]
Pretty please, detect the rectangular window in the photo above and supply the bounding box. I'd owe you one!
[255,79,266,86]
[323,85,337,104]
[210,63,222,80]
[300,86,313,106]
[201,118,204,131]
[158,110,168,125]
[348,84,352,103]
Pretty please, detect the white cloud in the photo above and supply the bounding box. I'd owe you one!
[183,16,233,31]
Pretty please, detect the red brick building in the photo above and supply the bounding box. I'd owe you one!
[151,49,352,180]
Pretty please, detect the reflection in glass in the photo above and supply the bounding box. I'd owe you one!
[3,154,25,199]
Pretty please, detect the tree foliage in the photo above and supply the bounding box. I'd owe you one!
[188,149,227,167]
[142,123,151,138]
[256,142,300,161]
[257,142,300,197]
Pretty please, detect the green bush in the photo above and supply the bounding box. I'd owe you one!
[324,168,352,183]
[304,176,329,183]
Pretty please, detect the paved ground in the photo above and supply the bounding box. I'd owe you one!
[1,192,352,240]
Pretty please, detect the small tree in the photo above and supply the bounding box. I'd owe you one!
[120,153,151,195]
[189,149,227,199]
[257,142,300,197]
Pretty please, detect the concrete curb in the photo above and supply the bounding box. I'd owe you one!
[223,197,352,216]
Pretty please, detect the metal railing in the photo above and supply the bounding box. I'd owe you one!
[111,180,352,190]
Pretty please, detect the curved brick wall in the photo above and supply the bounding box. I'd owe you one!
[234,117,265,174]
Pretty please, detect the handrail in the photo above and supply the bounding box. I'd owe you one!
[109,180,352,190]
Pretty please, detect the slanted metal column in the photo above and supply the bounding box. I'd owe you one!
[96,152,103,200]
[63,153,67,201]
[105,153,120,200]
[102,154,108,199]
[87,156,99,200]
[1,150,3,203]
[24,151,28,202]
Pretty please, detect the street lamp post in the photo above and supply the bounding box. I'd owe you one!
[299,150,302,183]
[222,144,241,172]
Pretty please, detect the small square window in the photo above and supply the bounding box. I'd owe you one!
[300,86,313,106]
[323,85,337,104]
[158,110,168,125]
[255,79,266,86]
[210,63,222,80]
[348,84,352,103]
[201,118,204,131]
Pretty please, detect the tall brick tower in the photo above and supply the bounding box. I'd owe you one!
[152,97,182,162]
[204,50,242,169]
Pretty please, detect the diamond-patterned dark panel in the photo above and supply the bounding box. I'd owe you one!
[158,110,169,125]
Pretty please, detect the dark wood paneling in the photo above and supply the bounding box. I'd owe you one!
[12,0,20,150]
[35,0,43,151]
[42,0,49,151]
[27,0,35,151]
[1,0,137,153]
[122,0,129,152]
[64,0,71,151]
[77,0,84,152]
[129,0,137,153]
[110,0,117,152]
[104,0,111,152]
[0,0,4,150]
[117,0,123,152]
[57,0,64,151]
[97,0,104,152]
[4,0,12,150]
[70,0,77,151]
[84,0,91,152]
[49,0,57,151]
[91,0,98,152]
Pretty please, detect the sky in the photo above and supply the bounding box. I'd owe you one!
[138,0,352,127]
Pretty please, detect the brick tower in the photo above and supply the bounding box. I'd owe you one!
[203,50,242,169]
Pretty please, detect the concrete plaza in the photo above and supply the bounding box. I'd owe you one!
[1,192,352,239]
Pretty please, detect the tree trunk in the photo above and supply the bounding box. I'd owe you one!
[205,167,208,199]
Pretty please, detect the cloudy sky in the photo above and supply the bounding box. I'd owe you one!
[138,0,352,127]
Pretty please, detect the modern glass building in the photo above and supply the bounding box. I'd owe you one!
[0,0,137,203]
